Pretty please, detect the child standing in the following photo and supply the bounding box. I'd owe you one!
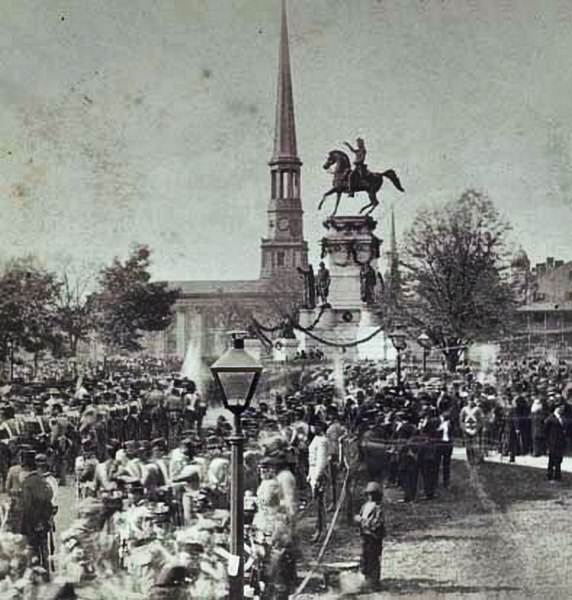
[355,481,385,591]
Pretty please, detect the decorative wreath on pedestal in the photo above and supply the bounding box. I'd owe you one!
[342,311,354,323]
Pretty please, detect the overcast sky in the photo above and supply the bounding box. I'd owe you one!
[1,0,572,281]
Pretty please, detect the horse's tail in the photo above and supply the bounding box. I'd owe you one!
[381,169,405,192]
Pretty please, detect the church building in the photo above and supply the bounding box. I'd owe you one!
[147,1,308,374]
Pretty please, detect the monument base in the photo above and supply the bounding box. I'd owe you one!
[273,337,300,362]
[296,214,388,363]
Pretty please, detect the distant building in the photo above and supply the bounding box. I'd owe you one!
[510,253,572,358]
[146,2,308,378]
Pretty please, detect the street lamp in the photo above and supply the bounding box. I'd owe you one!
[210,332,262,600]
[7,339,14,382]
[417,332,433,373]
[389,327,408,390]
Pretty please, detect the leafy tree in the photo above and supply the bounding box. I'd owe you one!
[0,258,62,371]
[400,190,515,372]
[54,261,98,356]
[94,245,180,352]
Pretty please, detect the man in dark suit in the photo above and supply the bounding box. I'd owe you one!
[545,404,567,481]
[392,413,418,502]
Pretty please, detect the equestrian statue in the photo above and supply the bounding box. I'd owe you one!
[319,137,405,217]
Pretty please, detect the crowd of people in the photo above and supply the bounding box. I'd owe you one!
[0,355,570,598]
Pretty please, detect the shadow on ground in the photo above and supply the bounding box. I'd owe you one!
[296,455,572,598]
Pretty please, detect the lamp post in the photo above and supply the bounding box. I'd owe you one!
[210,333,262,600]
[389,328,408,391]
[417,332,432,373]
[7,339,14,382]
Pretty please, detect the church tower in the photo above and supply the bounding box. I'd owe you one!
[384,207,402,312]
[260,0,309,279]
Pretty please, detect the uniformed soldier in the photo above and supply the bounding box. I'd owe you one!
[151,437,170,484]
[93,439,121,495]
[4,444,33,533]
[20,451,55,571]
[140,440,165,498]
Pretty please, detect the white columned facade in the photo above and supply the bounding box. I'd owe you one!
[175,308,187,358]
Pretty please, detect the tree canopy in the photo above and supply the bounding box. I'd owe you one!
[0,258,62,363]
[400,190,516,371]
[0,246,180,376]
[94,245,180,352]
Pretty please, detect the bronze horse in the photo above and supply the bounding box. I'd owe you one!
[319,149,404,216]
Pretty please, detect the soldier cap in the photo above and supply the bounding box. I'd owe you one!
[259,455,281,468]
[364,481,382,494]
[35,453,48,465]
[151,437,167,450]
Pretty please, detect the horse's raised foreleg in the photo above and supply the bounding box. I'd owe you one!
[319,187,337,211]
[331,192,342,217]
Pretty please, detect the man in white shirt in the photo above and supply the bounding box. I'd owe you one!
[308,420,329,543]
[459,396,485,465]
[326,412,346,509]
[436,412,454,489]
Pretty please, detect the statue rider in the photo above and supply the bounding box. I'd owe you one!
[344,137,367,197]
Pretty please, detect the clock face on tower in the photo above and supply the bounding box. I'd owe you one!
[277,217,289,232]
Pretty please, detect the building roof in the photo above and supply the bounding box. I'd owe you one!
[517,302,572,313]
[166,279,268,297]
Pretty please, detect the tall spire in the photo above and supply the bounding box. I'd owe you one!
[271,0,299,164]
[385,206,401,312]
[390,206,397,256]
[260,0,307,279]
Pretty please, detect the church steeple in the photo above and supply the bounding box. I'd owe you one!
[271,0,299,163]
[385,206,401,311]
[389,207,397,256]
[260,0,308,280]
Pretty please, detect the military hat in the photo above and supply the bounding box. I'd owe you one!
[364,481,382,494]
[77,498,104,518]
[82,439,96,451]
[106,439,121,453]
[313,419,328,431]
[205,435,220,449]
[181,435,201,448]
[21,449,36,467]
[151,437,167,450]
[127,481,145,495]
[259,455,281,468]
[124,440,137,451]
[35,453,48,465]
[139,440,152,451]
